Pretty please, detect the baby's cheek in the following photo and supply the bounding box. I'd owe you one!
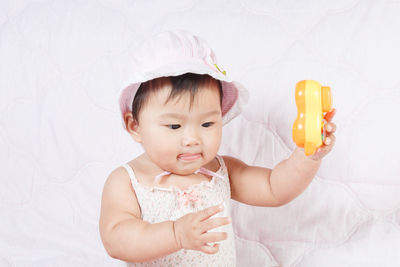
[146,140,175,164]
[158,143,177,158]
[205,132,222,157]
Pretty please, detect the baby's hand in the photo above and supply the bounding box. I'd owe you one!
[173,204,231,254]
[308,108,337,161]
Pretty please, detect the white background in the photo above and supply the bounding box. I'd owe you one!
[1,0,400,266]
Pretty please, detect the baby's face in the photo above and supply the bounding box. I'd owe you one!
[135,83,222,175]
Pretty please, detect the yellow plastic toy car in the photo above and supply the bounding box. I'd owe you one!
[292,80,332,156]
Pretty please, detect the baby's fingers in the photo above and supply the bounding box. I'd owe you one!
[198,204,224,222]
[199,232,226,254]
[202,231,228,243]
[200,216,231,233]
[325,122,336,134]
[323,134,336,147]
[200,243,220,254]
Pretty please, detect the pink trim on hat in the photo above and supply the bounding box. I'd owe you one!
[220,81,238,117]
[119,80,239,118]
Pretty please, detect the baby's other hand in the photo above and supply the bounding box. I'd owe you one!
[308,108,337,161]
[173,204,231,254]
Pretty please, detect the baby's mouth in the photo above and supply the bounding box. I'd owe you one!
[177,153,202,162]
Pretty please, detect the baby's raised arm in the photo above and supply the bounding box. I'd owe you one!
[99,167,230,262]
[225,148,322,207]
[225,110,336,207]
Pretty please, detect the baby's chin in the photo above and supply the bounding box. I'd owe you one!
[161,163,204,176]
[168,164,203,176]
[154,153,217,175]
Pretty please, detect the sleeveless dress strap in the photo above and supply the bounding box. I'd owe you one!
[215,155,228,174]
[122,163,139,186]
[194,155,227,181]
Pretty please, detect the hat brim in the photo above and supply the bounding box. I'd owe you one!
[119,60,248,128]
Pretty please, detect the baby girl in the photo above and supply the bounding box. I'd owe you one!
[99,30,336,266]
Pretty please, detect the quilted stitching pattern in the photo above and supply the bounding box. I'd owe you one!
[1,0,399,266]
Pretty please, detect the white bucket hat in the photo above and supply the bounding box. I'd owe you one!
[119,30,248,129]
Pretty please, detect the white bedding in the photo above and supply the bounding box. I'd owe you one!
[1,0,400,266]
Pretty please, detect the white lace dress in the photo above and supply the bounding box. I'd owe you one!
[121,155,236,267]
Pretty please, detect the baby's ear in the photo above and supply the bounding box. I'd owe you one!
[124,112,142,143]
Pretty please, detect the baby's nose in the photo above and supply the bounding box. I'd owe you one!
[181,130,200,146]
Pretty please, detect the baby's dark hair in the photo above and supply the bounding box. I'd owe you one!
[131,73,223,122]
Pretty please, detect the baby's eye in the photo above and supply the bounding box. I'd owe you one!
[202,122,214,128]
[167,124,181,130]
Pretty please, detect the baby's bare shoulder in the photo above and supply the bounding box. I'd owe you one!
[103,166,131,189]
[101,164,141,218]
[106,155,144,185]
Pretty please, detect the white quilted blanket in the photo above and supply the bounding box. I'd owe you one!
[1,1,400,266]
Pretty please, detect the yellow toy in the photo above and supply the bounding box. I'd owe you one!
[292,80,332,156]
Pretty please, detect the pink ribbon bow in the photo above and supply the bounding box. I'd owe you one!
[177,191,201,207]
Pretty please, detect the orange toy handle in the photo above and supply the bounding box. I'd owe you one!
[292,80,332,155]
